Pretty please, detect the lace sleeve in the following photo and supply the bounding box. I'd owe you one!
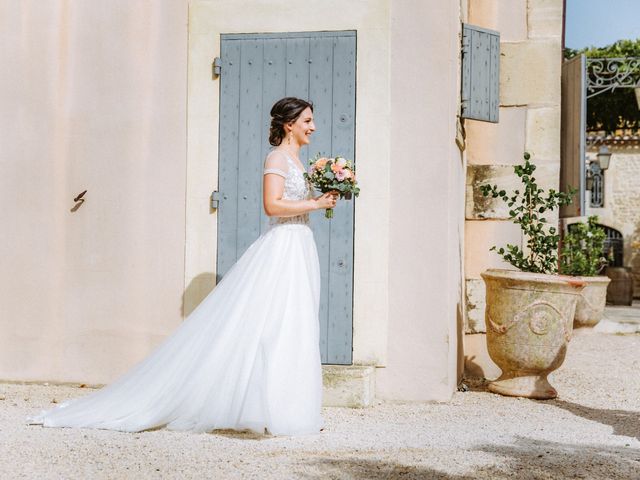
[263,150,289,179]
[263,167,287,178]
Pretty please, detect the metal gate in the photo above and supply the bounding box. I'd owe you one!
[216,31,356,364]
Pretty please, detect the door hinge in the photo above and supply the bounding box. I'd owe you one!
[211,190,220,209]
[212,57,222,78]
[461,35,470,56]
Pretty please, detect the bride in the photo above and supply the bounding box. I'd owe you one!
[26,97,339,436]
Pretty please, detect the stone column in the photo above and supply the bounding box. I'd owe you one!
[463,0,564,379]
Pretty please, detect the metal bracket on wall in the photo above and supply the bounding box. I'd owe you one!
[211,190,220,209]
[212,57,222,78]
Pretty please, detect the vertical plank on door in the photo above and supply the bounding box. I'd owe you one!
[328,35,356,363]
[259,38,287,235]
[217,40,241,280]
[308,36,335,360]
[237,40,264,255]
[285,37,311,161]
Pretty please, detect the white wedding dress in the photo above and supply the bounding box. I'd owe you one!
[26,153,324,436]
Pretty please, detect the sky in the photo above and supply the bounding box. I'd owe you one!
[565,0,640,49]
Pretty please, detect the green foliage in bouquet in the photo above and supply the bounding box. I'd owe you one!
[479,152,576,274]
[559,216,609,276]
[305,153,360,218]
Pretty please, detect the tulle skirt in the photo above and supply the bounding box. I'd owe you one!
[26,223,324,436]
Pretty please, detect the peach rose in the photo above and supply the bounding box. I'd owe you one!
[315,157,329,170]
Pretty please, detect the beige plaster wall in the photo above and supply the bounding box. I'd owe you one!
[374,0,463,401]
[0,1,188,384]
[463,0,564,378]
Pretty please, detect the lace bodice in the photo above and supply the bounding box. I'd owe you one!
[263,153,312,227]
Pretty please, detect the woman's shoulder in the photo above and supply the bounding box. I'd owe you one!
[264,149,290,171]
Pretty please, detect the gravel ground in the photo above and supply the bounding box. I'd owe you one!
[2,331,639,479]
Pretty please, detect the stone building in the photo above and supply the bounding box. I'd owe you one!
[584,132,640,296]
[0,0,565,402]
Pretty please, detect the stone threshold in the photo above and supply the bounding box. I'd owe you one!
[322,365,376,408]
[3,365,378,409]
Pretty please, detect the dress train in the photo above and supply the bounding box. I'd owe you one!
[26,153,324,436]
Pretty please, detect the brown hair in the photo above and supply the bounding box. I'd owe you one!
[268,97,314,146]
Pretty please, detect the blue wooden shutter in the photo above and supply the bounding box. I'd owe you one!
[461,23,500,123]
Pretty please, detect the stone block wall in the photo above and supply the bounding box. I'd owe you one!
[463,0,564,378]
[585,149,640,296]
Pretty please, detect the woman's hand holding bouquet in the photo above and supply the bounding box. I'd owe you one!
[305,155,360,218]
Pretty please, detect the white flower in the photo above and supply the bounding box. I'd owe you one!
[336,157,347,167]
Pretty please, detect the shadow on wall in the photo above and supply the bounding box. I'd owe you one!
[289,437,639,479]
[181,272,216,317]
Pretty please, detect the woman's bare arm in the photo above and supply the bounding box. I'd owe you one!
[263,151,337,217]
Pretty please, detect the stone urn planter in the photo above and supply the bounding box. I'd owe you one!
[481,269,585,399]
[573,276,611,327]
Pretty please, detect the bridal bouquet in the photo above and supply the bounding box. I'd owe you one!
[305,154,360,218]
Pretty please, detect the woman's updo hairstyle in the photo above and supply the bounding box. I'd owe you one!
[269,97,314,146]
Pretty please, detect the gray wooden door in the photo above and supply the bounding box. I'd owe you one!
[217,31,356,365]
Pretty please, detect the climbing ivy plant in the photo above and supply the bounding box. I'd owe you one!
[479,152,576,275]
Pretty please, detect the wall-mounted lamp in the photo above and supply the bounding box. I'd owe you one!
[585,147,610,207]
[596,145,612,170]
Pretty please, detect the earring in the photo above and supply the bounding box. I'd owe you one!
[287,131,292,145]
